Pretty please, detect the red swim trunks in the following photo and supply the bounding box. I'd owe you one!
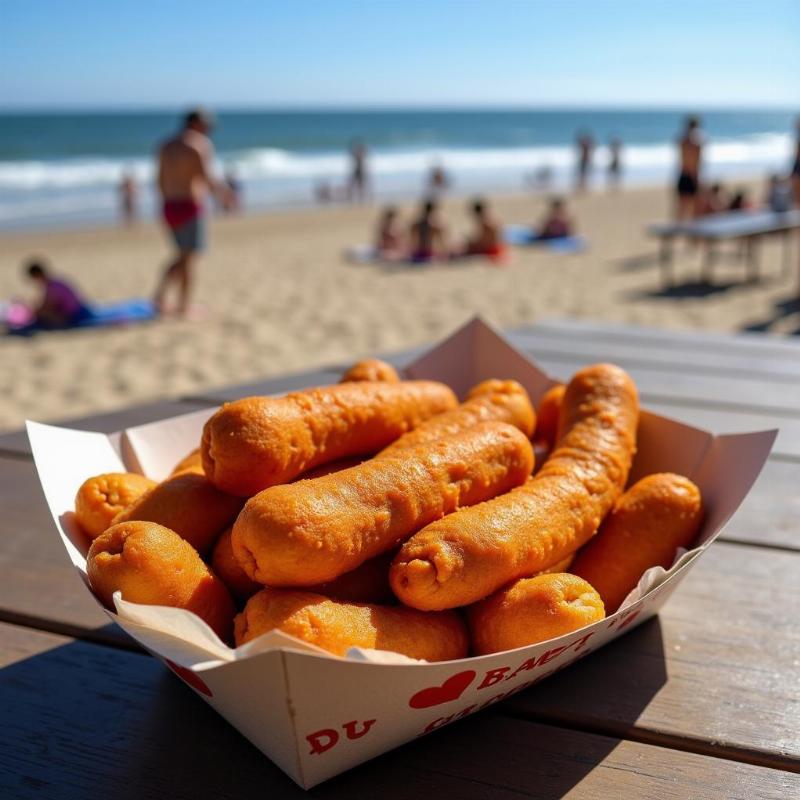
[163,199,201,229]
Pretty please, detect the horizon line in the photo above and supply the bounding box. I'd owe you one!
[0,102,797,115]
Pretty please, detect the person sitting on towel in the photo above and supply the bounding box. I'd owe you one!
[408,198,448,262]
[25,259,91,328]
[375,206,405,259]
[535,198,574,240]
[462,198,506,258]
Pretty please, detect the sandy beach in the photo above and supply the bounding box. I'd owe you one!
[1,183,798,432]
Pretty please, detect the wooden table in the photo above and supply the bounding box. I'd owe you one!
[2,320,799,799]
[648,209,800,286]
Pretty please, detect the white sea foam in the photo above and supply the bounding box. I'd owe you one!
[0,132,794,228]
[0,133,792,191]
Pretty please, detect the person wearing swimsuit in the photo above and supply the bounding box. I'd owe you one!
[154,108,231,315]
[536,197,574,240]
[675,116,703,220]
[409,199,447,262]
[791,116,800,207]
[463,198,506,261]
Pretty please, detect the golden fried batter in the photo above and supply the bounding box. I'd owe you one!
[533,383,565,450]
[87,521,235,641]
[571,472,703,613]
[469,573,605,655]
[211,526,261,602]
[379,379,535,456]
[340,358,400,383]
[113,471,243,556]
[75,472,157,539]
[235,587,468,661]
[233,421,534,586]
[391,363,639,609]
[170,447,204,476]
[202,380,457,496]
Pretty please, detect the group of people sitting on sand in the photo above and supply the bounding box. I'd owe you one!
[691,174,795,219]
[374,196,574,263]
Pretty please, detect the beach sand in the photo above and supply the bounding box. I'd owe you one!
[1,184,798,432]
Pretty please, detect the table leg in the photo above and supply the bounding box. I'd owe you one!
[701,240,715,284]
[746,237,760,283]
[659,236,674,287]
[781,230,791,279]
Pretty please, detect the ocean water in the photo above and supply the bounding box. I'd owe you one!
[0,109,796,229]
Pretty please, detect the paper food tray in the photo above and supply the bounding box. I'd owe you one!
[27,317,776,789]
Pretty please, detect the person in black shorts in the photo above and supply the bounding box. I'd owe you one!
[675,116,703,220]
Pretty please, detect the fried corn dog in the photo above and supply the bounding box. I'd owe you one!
[468,573,605,655]
[75,472,157,539]
[211,526,261,602]
[379,379,535,456]
[340,358,400,383]
[113,471,243,556]
[534,383,565,449]
[202,380,457,496]
[233,421,534,586]
[310,550,396,604]
[87,521,235,641]
[571,473,703,613]
[391,363,639,610]
[234,587,468,661]
[170,447,204,476]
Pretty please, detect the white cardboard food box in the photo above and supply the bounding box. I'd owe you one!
[28,317,776,789]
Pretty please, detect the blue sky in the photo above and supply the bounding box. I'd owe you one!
[2,0,798,109]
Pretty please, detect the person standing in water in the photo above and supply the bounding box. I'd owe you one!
[607,137,622,190]
[119,172,137,225]
[348,139,369,202]
[575,131,594,192]
[154,108,229,315]
[675,116,704,220]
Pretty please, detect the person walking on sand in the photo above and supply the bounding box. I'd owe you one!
[154,108,230,315]
[675,116,704,220]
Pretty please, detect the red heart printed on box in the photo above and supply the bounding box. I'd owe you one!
[409,670,476,709]
[165,658,214,697]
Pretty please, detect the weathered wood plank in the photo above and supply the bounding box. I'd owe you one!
[1,624,796,800]
[503,541,800,770]
[509,328,800,381]
[525,351,800,418]
[524,319,800,359]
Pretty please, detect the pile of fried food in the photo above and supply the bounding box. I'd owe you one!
[78,357,703,661]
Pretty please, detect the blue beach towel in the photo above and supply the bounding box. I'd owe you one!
[503,225,586,252]
[6,298,156,336]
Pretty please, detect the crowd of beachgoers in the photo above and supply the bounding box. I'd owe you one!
[1,111,799,430]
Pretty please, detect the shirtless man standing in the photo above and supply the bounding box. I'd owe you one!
[675,116,703,220]
[154,108,228,314]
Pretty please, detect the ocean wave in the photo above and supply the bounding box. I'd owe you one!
[0,133,792,191]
